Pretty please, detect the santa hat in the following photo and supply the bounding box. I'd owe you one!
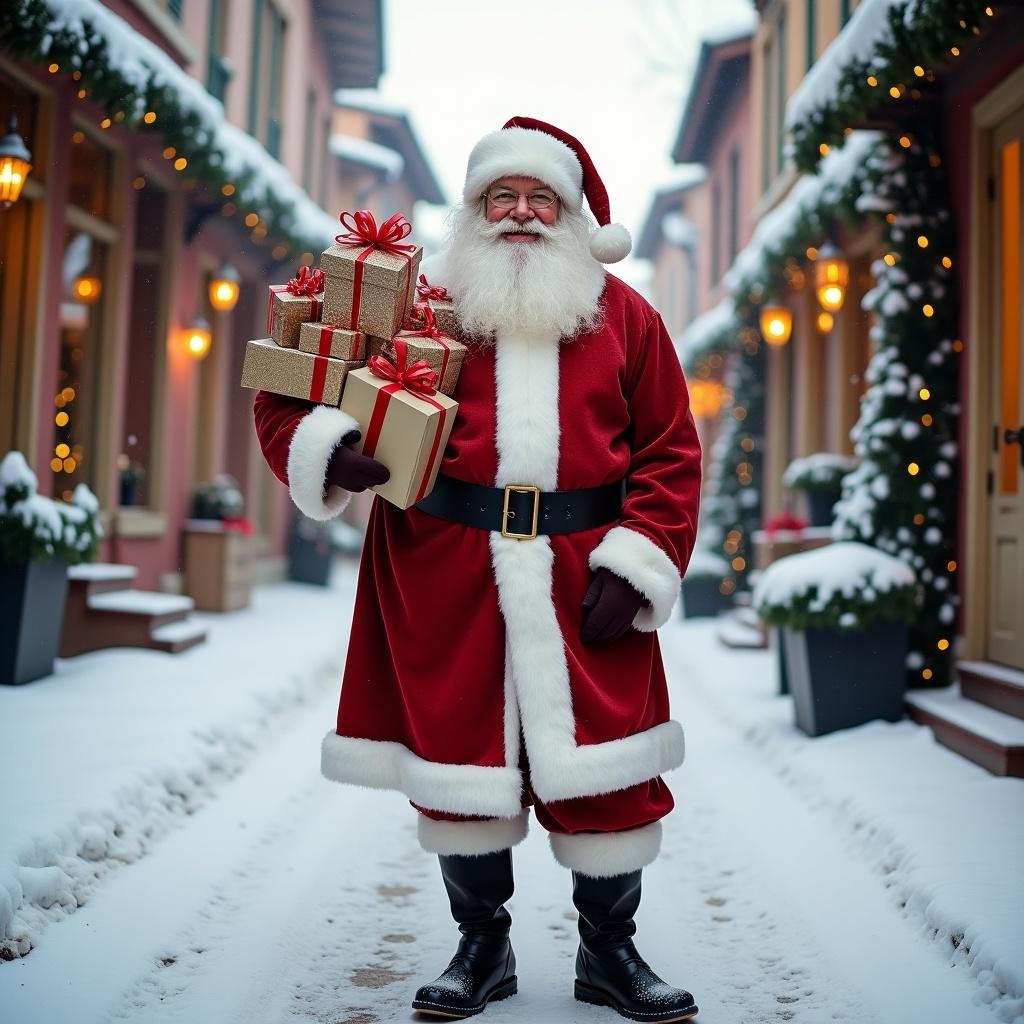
[462,115,633,264]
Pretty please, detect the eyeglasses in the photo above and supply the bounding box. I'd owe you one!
[484,186,558,210]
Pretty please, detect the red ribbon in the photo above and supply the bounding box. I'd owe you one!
[267,284,322,337]
[308,355,330,403]
[397,305,453,390]
[316,325,361,360]
[334,210,417,331]
[286,265,325,297]
[362,337,449,502]
[416,274,451,302]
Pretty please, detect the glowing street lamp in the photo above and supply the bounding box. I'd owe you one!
[208,263,241,312]
[815,241,849,313]
[0,115,32,208]
[184,317,212,360]
[73,274,102,303]
[759,305,793,346]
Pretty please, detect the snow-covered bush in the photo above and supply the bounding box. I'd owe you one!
[191,474,244,520]
[684,548,731,581]
[783,452,858,493]
[753,541,918,633]
[0,452,102,565]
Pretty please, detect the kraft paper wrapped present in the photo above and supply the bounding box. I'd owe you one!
[339,344,458,510]
[240,337,362,407]
[368,305,466,397]
[321,211,423,340]
[298,322,367,361]
[267,266,325,348]
[415,274,460,339]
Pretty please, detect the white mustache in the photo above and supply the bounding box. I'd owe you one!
[478,218,556,240]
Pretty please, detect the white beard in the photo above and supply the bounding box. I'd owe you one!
[442,203,606,343]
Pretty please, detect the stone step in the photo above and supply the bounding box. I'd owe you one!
[957,660,1024,720]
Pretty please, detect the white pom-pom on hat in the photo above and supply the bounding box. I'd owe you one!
[463,115,633,264]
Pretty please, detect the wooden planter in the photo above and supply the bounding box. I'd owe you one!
[0,559,69,685]
[679,577,733,618]
[183,521,252,612]
[782,619,908,736]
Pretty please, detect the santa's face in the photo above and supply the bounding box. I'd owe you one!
[443,175,606,342]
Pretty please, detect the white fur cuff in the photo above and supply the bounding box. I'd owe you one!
[549,821,663,878]
[417,810,530,856]
[286,406,361,521]
[589,526,681,631]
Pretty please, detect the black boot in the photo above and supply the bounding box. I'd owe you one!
[572,869,698,1023]
[412,849,518,1018]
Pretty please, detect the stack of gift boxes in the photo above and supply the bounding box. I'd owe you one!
[241,212,465,509]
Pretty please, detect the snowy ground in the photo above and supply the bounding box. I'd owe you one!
[1,567,1022,1024]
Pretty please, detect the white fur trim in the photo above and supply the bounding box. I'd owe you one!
[417,810,530,856]
[490,332,685,804]
[589,526,682,631]
[286,406,361,521]
[589,223,632,264]
[549,822,663,877]
[320,731,524,818]
[464,127,583,210]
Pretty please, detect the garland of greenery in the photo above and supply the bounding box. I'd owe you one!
[0,0,329,258]
[788,0,994,173]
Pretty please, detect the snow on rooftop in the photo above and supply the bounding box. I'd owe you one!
[786,0,905,130]
[329,134,405,179]
[655,164,708,195]
[334,88,408,119]
[662,211,698,250]
[35,0,339,249]
[725,130,882,291]
[701,6,759,46]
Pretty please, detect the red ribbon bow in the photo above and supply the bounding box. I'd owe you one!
[367,337,439,396]
[402,304,446,341]
[416,274,451,302]
[286,265,324,297]
[335,210,417,257]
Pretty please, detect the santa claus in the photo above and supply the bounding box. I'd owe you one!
[253,116,702,1022]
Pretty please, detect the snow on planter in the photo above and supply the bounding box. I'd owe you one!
[752,540,918,633]
[782,452,859,492]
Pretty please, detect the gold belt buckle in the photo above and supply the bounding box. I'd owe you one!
[501,484,540,540]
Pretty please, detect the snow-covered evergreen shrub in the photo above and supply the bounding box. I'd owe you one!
[783,453,858,493]
[0,452,102,565]
[191,474,244,520]
[753,541,919,633]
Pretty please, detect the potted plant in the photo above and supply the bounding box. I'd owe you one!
[752,541,918,736]
[680,548,733,618]
[782,453,858,527]
[184,474,252,612]
[0,451,101,685]
[288,514,333,586]
[117,456,146,507]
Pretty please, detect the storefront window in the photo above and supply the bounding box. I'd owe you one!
[68,131,113,220]
[53,227,107,500]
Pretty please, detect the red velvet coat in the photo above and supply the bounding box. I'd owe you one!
[253,273,702,826]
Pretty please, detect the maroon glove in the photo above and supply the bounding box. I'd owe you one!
[580,567,649,645]
[324,433,390,493]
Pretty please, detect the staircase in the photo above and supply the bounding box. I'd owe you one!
[60,564,208,657]
[904,660,1024,777]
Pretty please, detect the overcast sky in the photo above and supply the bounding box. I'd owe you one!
[379,0,756,281]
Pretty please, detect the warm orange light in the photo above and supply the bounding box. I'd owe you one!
[815,243,849,312]
[208,264,241,312]
[55,443,70,459]
[174,156,188,171]
[922,304,935,317]
[244,212,260,228]
[816,311,834,333]
[907,462,920,476]
[688,379,726,419]
[221,183,236,196]
[73,275,102,303]
[143,111,157,125]
[55,412,69,427]
[184,319,213,359]
[759,305,793,346]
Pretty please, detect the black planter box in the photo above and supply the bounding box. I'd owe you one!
[288,529,332,587]
[782,619,908,736]
[770,627,789,696]
[680,577,732,618]
[0,559,70,686]
[806,487,841,527]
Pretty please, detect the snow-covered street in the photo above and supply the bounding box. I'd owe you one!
[1,569,1021,1024]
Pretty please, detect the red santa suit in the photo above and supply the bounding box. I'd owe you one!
[254,271,701,874]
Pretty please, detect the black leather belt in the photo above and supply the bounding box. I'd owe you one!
[414,473,625,539]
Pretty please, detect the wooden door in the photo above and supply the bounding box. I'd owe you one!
[987,104,1024,669]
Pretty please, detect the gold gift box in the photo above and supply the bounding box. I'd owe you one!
[297,321,367,361]
[425,298,459,339]
[340,366,458,510]
[240,337,362,407]
[321,242,423,340]
[268,287,323,349]
[368,331,466,398]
